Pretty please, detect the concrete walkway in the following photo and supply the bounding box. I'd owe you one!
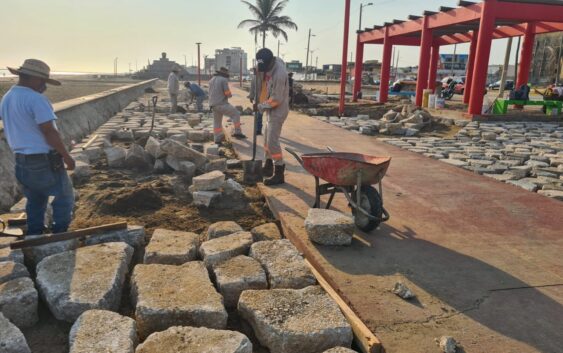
[227,87,563,353]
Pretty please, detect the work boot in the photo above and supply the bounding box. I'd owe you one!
[263,164,285,186]
[263,159,274,177]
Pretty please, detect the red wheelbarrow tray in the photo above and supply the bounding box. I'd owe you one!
[300,152,391,186]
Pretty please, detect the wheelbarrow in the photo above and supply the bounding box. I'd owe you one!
[285,147,391,232]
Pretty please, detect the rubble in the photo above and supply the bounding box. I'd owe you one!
[145,136,165,159]
[105,146,127,168]
[0,312,31,353]
[22,233,79,266]
[36,242,133,322]
[437,336,459,353]
[304,209,354,246]
[206,221,244,240]
[199,231,254,269]
[144,229,199,265]
[136,326,252,353]
[0,277,38,328]
[323,348,358,353]
[160,139,208,169]
[250,240,316,289]
[131,262,228,339]
[392,282,416,299]
[192,190,222,207]
[124,143,153,170]
[238,286,353,353]
[69,310,138,353]
[0,261,29,284]
[192,170,226,191]
[251,223,282,241]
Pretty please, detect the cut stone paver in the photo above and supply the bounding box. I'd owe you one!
[0,261,29,284]
[212,255,268,309]
[144,229,199,265]
[36,242,133,322]
[136,326,252,353]
[124,144,152,170]
[250,240,316,289]
[192,170,225,191]
[105,146,127,168]
[83,225,145,260]
[323,348,357,353]
[0,312,31,353]
[304,209,354,246]
[238,286,353,353]
[145,136,165,159]
[199,232,254,269]
[206,221,244,240]
[251,223,282,241]
[160,139,208,169]
[69,310,138,353]
[23,234,79,266]
[192,191,222,207]
[0,277,38,328]
[131,262,228,339]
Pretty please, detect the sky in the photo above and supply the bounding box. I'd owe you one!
[1,0,516,74]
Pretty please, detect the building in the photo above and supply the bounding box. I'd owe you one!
[204,57,216,75]
[215,48,248,75]
[286,60,303,72]
[134,52,188,80]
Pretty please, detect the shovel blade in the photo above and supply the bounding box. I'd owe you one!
[242,160,263,184]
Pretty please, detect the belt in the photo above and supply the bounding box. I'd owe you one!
[15,153,52,163]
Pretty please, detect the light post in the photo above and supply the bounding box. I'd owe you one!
[359,2,373,31]
[277,40,284,57]
[305,29,316,80]
[183,55,187,68]
[114,57,118,77]
[196,42,202,85]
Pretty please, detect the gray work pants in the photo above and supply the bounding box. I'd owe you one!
[264,111,287,165]
[212,103,242,143]
[169,93,178,113]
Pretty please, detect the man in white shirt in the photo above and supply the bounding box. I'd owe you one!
[167,67,180,113]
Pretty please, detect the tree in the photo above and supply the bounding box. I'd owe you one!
[238,0,298,48]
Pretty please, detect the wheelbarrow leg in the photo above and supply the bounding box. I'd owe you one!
[326,188,336,209]
[313,176,321,208]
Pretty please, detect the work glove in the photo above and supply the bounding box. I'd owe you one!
[257,103,273,113]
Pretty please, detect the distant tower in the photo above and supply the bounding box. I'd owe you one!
[162,52,167,59]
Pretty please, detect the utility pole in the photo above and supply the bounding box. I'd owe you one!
[135,60,138,72]
[359,2,374,31]
[305,29,315,81]
[196,42,202,85]
[499,37,513,98]
[277,40,283,57]
[240,56,243,87]
[339,0,351,116]
[114,57,118,77]
[184,55,187,67]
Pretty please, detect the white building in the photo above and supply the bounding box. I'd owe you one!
[215,48,248,75]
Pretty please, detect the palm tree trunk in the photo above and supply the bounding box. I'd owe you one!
[262,31,266,48]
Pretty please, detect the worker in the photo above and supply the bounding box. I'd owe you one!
[208,67,246,144]
[0,59,75,235]
[184,81,206,112]
[167,67,180,113]
[255,48,290,185]
[248,68,263,135]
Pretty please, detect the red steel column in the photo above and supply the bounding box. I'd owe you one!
[379,27,393,103]
[517,22,536,87]
[353,35,364,101]
[468,0,497,115]
[428,44,440,91]
[464,31,479,104]
[415,16,432,106]
[339,0,352,115]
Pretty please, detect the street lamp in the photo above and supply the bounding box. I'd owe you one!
[359,2,374,31]
[196,42,202,85]
[183,55,187,67]
[305,29,316,80]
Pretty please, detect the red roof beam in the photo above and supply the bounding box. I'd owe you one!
[496,2,563,23]
[427,2,483,29]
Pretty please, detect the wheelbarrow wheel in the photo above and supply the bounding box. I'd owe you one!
[351,186,383,232]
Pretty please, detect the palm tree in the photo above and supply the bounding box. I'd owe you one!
[238,0,298,48]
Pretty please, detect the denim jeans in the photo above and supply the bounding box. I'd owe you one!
[256,112,264,134]
[15,154,74,235]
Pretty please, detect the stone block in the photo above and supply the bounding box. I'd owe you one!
[144,229,199,265]
[115,129,134,141]
[23,234,79,266]
[251,223,282,242]
[305,209,354,246]
[205,144,220,156]
[169,134,188,144]
[323,348,357,353]
[124,144,152,170]
[538,189,563,201]
[136,326,252,353]
[250,240,316,289]
[238,286,353,353]
[0,312,31,353]
[213,255,268,308]
[145,136,165,159]
[192,170,225,191]
[227,159,242,169]
[160,139,208,169]
[0,277,38,328]
[83,225,145,261]
[153,159,167,173]
[71,161,91,182]
[199,232,254,269]
[69,310,138,353]
[131,262,228,339]
[36,242,133,322]
[205,158,228,173]
[192,191,222,207]
[188,130,208,142]
[0,238,23,264]
[105,146,127,168]
[0,261,29,284]
[507,179,538,192]
[206,221,244,240]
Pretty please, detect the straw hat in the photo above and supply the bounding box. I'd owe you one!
[7,59,61,86]
[215,67,230,77]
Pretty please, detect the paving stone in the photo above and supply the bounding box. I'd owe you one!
[238,286,353,353]
[0,237,24,264]
[160,139,208,169]
[0,277,38,328]
[305,209,354,246]
[199,232,254,269]
[71,161,91,182]
[188,130,208,142]
[22,234,79,267]
[0,312,31,353]
[440,159,468,167]
[144,229,199,265]
[145,136,165,159]
[131,262,228,339]
[250,240,316,289]
[507,179,539,192]
[177,160,196,177]
[227,159,242,169]
[205,158,228,172]
[83,225,146,261]
[136,326,252,353]
[192,170,225,191]
[192,191,222,207]
[36,242,133,322]
[0,261,29,284]
[105,146,127,168]
[206,221,244,240]
[251,223,282,241]
[205,144,220,156]
[538,189,563,201]
[483,173,514,182]
[124,144,152,170]
[212,255,268,309]
[69,310,138,353]
[323,348,357,353]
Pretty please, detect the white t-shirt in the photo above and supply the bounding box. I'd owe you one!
[168,73,179,94]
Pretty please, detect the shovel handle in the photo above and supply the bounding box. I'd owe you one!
[151,95,158,107]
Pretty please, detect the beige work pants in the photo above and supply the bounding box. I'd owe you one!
[264,112,287,165]
[212,103,242,143]
[169,93,178,113]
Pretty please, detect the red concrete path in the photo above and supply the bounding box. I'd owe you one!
[228,87,563,353]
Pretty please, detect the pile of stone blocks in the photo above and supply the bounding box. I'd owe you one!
[189,171,245,208]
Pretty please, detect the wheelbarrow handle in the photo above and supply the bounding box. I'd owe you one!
[284,147,304,167]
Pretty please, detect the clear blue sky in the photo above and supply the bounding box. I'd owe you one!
[1,0,513,73]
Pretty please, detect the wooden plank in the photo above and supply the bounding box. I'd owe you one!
[306,259,382,353]
[3,222,128,250]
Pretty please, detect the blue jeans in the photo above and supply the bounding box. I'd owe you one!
[15,154,74,235]
[256,112,263,134]
[195,95,205,112]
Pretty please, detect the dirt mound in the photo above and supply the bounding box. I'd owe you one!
[96,188,163,215]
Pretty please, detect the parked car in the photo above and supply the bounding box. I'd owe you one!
[488,80,514,90]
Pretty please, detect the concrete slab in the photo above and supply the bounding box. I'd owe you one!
[227,87,563,353]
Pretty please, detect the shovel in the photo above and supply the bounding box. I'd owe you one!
[242,71,263,184]
[137,95,158,147]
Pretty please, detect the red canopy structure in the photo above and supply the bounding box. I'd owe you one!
[350,0,563,117]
